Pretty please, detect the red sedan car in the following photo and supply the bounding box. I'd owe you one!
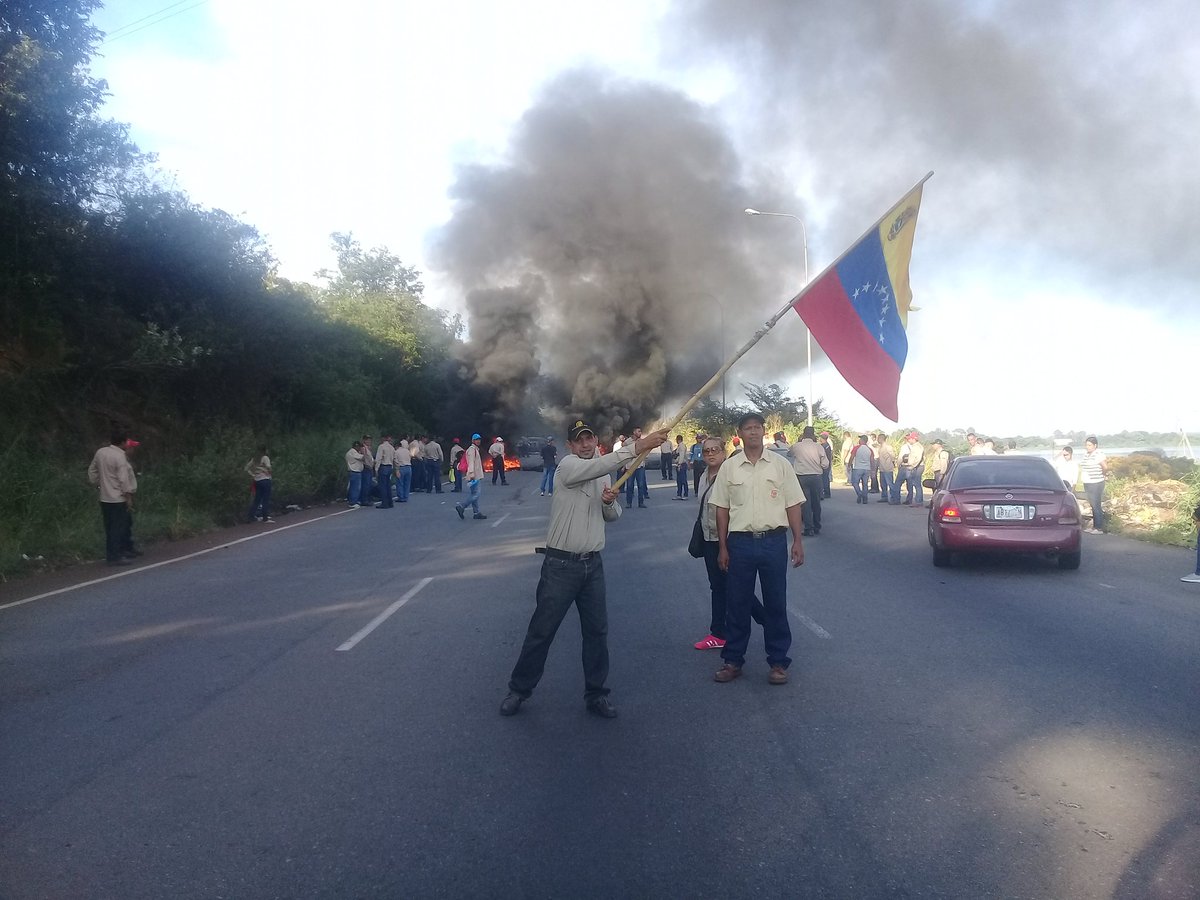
[926,455,1083,569]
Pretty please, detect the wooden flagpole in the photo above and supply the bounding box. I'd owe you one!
[610,172,933,492]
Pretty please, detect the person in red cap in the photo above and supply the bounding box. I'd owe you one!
[87,429,138,565]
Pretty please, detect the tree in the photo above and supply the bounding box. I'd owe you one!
[742,381,808,422]
[319,232,424,299]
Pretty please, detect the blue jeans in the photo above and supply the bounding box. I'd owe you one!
[397,465,412,501]
[508,553,609,701]
[822,466,832,498]
[457,479,482,515]
[540,463,556,494]
[347,471,363,506]
[248,478,272,520]
[896,466,923,504]
[676,464,689,497]
[492,455,507,485]
[624,467,648,506]
[798,474,822,531]
[702,540,763,639]
[427,458,443,493]
[376,465,393,507]
[721,530,791,669]
[362,470,374,504]
[880,469,896,502]
[852,468,869,500]
[1084,481,1105,531]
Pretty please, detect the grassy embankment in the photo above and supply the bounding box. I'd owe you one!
[0,427,371,581]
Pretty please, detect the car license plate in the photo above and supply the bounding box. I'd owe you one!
[993,504,1026,520]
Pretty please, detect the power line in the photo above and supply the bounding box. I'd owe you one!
[99,0,210,46]
[101,0,198,40]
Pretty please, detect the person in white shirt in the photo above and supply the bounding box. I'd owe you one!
[489,438,508,486]
[1053,446,1079,491]
[1079,436,1109,533]
[244,444,273,522]
[849,435,875,503]
[88,430,138,565]
[394,439,413,501]
[424,437,445,494]
[896,432,925,505]
[374,434,395,508]
[344,440,365,508]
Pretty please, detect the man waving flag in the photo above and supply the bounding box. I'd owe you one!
[791,182,925,421]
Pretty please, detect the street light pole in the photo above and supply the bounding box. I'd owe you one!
[745,208,813,426]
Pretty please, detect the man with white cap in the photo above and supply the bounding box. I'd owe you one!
[500,419,670,719]
[489,436,508,486]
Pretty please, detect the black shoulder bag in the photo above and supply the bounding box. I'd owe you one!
[687,479,714,558]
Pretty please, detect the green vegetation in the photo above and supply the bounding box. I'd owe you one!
[1,1,483,579]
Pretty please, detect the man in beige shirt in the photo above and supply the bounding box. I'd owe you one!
[374,434,395,508]
[789,425,827,536]
[710,412,805,686]
[454,434,488,520]
[88,430,137,565]
[500,420,670,719]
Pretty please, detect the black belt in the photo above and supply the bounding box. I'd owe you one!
[731,527,787,539]
[537,547,600,561]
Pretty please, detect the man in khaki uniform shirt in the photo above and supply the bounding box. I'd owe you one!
[789,425,827,536]
[88,430,138,565]
[500,420,669,719]
[710,412,805,686]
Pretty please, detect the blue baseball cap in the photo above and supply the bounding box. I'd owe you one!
[471,433,481,440]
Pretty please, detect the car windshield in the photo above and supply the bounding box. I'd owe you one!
[947,458,1063,491]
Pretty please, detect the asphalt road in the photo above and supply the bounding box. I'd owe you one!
[2,472,1198,899]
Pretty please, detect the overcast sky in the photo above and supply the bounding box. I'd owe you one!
[89,0,1197,439]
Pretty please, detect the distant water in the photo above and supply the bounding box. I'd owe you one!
[1020,447,1195,461]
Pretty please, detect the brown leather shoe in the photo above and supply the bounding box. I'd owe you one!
[768,665,788,685]
[714,663,742,683]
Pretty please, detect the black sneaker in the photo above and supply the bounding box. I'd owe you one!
[455,504,465,520]
[499,693,524,716]
[474,514,488,520]
[586,696,617,718]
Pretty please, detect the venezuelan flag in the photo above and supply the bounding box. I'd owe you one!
[791,182,924,422]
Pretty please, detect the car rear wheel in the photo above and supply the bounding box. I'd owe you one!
[932,547,952,568]
[1058,550,1081,570]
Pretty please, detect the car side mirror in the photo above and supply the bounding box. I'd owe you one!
[922,478,936,489]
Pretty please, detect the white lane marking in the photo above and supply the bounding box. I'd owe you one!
[491,513,511,528]
[336,577,434,651]
[790,610,832,639]
[1098,583,1115,589]
[0,509,357,613]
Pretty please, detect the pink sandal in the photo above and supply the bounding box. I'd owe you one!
[693,634,726,650]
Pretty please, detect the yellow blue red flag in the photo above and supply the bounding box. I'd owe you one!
[790,183,924,421]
